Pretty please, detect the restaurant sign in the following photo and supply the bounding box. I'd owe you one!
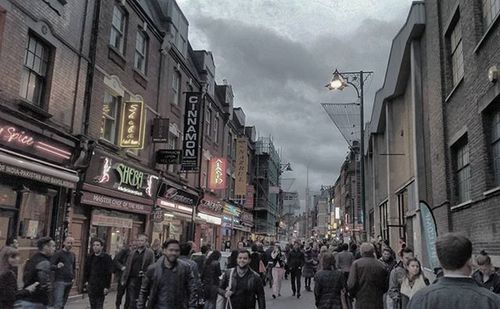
[198,196,224,215]
[82,191,152,214]
[181,93,202,171]
[158,183,199,207]
[119,101,146,149]
[208,158,227,190]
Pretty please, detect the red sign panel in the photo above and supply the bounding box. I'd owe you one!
[244,185,255,209]
[208,158,227,190]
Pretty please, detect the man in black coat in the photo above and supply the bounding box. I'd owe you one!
[114,240,135,309]
[84,238,113,309]
[287,241,305,298]
[220,250,265,309]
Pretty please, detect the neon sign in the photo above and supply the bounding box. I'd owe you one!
[119,101,146,149]
[208,158,227,190]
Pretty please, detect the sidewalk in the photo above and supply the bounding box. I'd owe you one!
[66,291,118,309]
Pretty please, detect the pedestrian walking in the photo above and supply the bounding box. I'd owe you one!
[18,237,56,308]
[219,250,266,309]
[150,239,162,261]
[121,234,155,309]
[284,243,292,280]
[192,245,209,278]
[227,250,239,269]
[249,244,264,279]
[318,245,328,271]
[288,241,305,298]
[398,258,429,309]
[84,238,113,309]
[180,242,201,305]
[270,245,286,299]
[314,253,348,309]
[347,243,389,309]
[408,233,500,309]
[379,247,397,273]
[388,247,414,308]
[0,246,38,308]
[114,241,135,309]
[472,250,500,294]
[201,250,222,309]
[137,239,197,309]
[303,244,317,292]
[336,243,354,283]
[51,236,76,309]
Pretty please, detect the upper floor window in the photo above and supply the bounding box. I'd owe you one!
[214,116,219,144]
[100,91,120,144]
[134,31,147,74]
[492,110,500,186]
[205,109,212,138]
[454,139,471,203]
[110,5,126,54]
[20,35,50,107]
[448,17,464,88]
[172,71,180,105]
[482,0,500,30]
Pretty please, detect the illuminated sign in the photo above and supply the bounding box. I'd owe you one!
[158,183,199,206]
[158,198,193,214]
[235,137,248,195]
[198,196,224,215]
[198,212,222,225]
[181,93,202,171]
[119,101,146,149]
[208,158,227,190]
[0,118,73,165]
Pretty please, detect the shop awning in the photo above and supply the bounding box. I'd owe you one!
[0,147,79,189]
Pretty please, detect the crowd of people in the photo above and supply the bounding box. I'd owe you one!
[0,232,499,308]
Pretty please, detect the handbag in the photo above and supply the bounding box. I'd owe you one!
[259,260,266,273]
[216,268,235,309]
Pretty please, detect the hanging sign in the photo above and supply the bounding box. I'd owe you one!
[208,158,227,190]
[156,149,182,164]
[181,93,202,171]
[235,137,248,195]
[244,185,255,209]
[119,101,146,149]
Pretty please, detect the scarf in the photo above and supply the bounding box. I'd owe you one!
[400,274,427,300]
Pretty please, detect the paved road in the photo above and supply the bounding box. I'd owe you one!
[66,278,316,309]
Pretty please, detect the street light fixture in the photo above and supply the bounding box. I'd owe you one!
[325,69,373,240]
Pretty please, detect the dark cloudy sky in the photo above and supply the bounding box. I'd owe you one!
[177,0,414,206]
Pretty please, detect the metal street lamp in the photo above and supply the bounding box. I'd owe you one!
[325,69,373,239]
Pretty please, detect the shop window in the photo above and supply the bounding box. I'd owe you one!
[100,91,120,144]
[0,184,16,207]
[110,5,126,54]
[492,110,500,186]
[19,34,50,107]
[482,0,500,30]
[18,192,52,240]
[134,30,147,74]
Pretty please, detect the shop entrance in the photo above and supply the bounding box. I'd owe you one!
[0,209,16,246]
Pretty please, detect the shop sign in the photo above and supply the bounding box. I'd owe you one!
[152,207,166,223]
[81,191,152,214]
[240,211,254,224]
[198,212,222,225]
[235,137,248,195]
[158,183,199,206]
[157,198,193,215]
[92,214,133,228]
[0,162,76,189]
[208,158,226,190]
[0,118,73,165]
[156,149,182,164]
[223,203,241,217]
[119,101,146,149]
[244,185,255,209]
[198,196,224,215]
[181,92,202,171]
[152,117,169,143]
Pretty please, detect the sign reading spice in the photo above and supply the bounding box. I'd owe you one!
[119,101,146,149]
[181,93,202,171]
[208,158,227,190]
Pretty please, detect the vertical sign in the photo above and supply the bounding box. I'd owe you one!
[119,101,146,148]
[208,158,227,190]
[181,93,202,171]
[420,201,440,269]
[235,137,248,196]
[244,185,255,209]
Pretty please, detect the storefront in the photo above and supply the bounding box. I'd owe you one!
[221,202,242,250]
[153,181,199,244]
[0,115,79,281]
[239,210,254,242]
[196,195,223,250]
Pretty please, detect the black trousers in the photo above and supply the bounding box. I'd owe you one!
[125,277,142,309]
[305,277,312,289]
[290,268,302,294]
[88,289,105,309]
[116,281,127,307]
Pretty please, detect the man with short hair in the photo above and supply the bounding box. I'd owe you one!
[388,247,414,307]
[408,233,500,309]
[287,241,305,298]
[336,243,354,282]
[84,238,113,309]
[220,250,266,309]
[51,236,76,309]
[122,234,155,309]
[114,240,136,309]
[191,244,209,276]
[137,239,197,309]
[347,243,389,309]
[19,237,56,308]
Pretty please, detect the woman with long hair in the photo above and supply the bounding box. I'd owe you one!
[314,253,347,309]
[0,246,38,308]
[399,258,429,308]
[271,245,286,299]
[472,250,500,294]
[201,250,222,309]
[318,245,329,271]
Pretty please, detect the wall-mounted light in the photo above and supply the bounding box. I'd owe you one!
[488,65,498,83]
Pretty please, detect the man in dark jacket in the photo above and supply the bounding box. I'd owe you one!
[314,253,346,309]
[220,250,266,309]
[51,236,76,309]
[408,233,500,309]
[287,241,305,298]
[84,238,113,309]
[121,234,155,309]
[191,245,208,276]
[388,247,414,308]
[179,242,201,304]
[347,243,389,309]
[18,237,56,308]
[114,240,135,309]
[137,239,197,309]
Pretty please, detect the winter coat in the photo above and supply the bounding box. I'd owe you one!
[21,252,52,305]
[201,260,221,303]
[287,249,305,270]
[137,256,197,309]
[303,249,317,278]
[399,274,429,309]
[347,257,389,309]
[83,252,113,295]
[388,263,406,304]
[336,251,355,273]
[472,269,500,294]
[314,268,346,309]
[121,247,155,285]
[0,269,30,308]
[408,277,500,309]
[249,251,262,274]
[220,268,266,309]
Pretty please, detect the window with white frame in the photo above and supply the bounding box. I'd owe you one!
[100,91,120,143]
[454,139,471,203]
[492,110,500,186]
[110,5,126,54]
[205,109,212,138]
[448,18,464,88]
[20,35,50,107]
[214,116,219,143]
[172,71,180,105]
[134,31,147,74]
[482,0,500,30]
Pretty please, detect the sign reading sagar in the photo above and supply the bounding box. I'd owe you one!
[181,93,202,171]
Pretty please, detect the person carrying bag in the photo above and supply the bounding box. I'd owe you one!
[216,268,235,309]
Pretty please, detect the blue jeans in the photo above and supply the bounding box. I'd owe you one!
[14,300,47,309]
[53,281,73,309]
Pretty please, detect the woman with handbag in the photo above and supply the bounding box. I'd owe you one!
[271,245,286,299]
[202,251,222,309]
